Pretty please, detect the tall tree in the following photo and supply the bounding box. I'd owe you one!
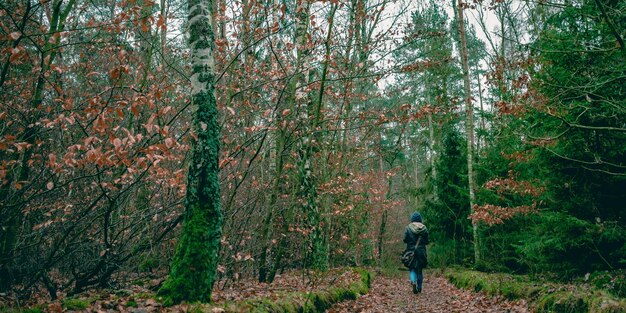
[157,0,222,304]
[454,0,480,264]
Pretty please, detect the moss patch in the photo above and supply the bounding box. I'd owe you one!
[61,298,91,310]
[125,300,138,308]
[445,269,626,313]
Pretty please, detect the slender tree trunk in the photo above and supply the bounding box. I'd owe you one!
[261,0,314,279]
[257,35,286,282]
[474,64,485,151]
[455,0,480,264]
[257,129,285,282]
[138,0,155,90]
[160,0,168,53]
[339,0,356,161]
[413,134,420,205]
[306,3,337,271]
[377,175,392,263]
[267,208,290,282]
[157,0,222,304]
[377,122,406,263]
[0,1,32,89]
[428,112,437,201]
[377,208,388,263]
[290,0,328,271]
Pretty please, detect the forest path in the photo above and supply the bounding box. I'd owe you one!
[327,272,529,313]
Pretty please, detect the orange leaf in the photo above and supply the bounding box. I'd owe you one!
[113,138,122,149]
[157,15,166,30]
[141,18,149,32]
[164,137,174,148]
[9,32,21,40]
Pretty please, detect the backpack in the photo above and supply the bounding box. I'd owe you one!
[401,249,417,268]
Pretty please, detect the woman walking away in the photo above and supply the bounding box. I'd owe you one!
[403,212,429,294]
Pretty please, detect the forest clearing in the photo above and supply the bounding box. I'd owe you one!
[1,0,625,311]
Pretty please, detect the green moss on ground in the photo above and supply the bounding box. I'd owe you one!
[191,268,372,312]
[61,298,92,310]
[125,300,138,308]
[445,269,626,313]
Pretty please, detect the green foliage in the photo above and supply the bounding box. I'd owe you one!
[589,270,626,299]
[529,0,626,223]
[446,269,626,313]
[431,129,469,221]
[515,213,626,276]
[393,0,459,102]
[138,256,159,272]
[464,0,626,279]
[423,128,472,265]
[427,238,473,269]
[125,300,138,308]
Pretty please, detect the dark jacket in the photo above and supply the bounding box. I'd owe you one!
[403,221,429,251]
[403,221,429,269]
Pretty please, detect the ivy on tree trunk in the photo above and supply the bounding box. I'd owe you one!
[157,0,222,305]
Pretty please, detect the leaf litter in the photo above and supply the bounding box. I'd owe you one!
[327,272,529,313]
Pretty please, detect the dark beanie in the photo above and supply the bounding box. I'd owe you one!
[411,212,422,222]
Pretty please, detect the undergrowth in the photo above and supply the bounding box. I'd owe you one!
[445,268,626,313]
[189,267,372,312]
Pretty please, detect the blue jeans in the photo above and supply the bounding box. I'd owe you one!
[409,268,423,289]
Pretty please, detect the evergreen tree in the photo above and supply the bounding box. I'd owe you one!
[530,0,626,223]
[522,0,626,273]
[424,129,472,265]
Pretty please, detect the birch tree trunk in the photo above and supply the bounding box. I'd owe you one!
[455,0,480,264]
[157,0,222,304]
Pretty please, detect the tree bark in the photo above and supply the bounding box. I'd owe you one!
[474,64,485,151]
[157,0,222,304]
[428,112,437,201]
[455,0,480,264]
[160,0,168,53]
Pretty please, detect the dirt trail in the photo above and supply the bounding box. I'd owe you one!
[327,274,529,313]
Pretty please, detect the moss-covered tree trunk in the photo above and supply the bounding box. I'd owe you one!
[304,1,337,272]
[158,0,222,304]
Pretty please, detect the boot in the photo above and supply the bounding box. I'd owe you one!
[412,282,418,294]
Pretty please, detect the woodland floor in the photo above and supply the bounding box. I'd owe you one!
[3,270,531,312]
[328,272,529,313]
